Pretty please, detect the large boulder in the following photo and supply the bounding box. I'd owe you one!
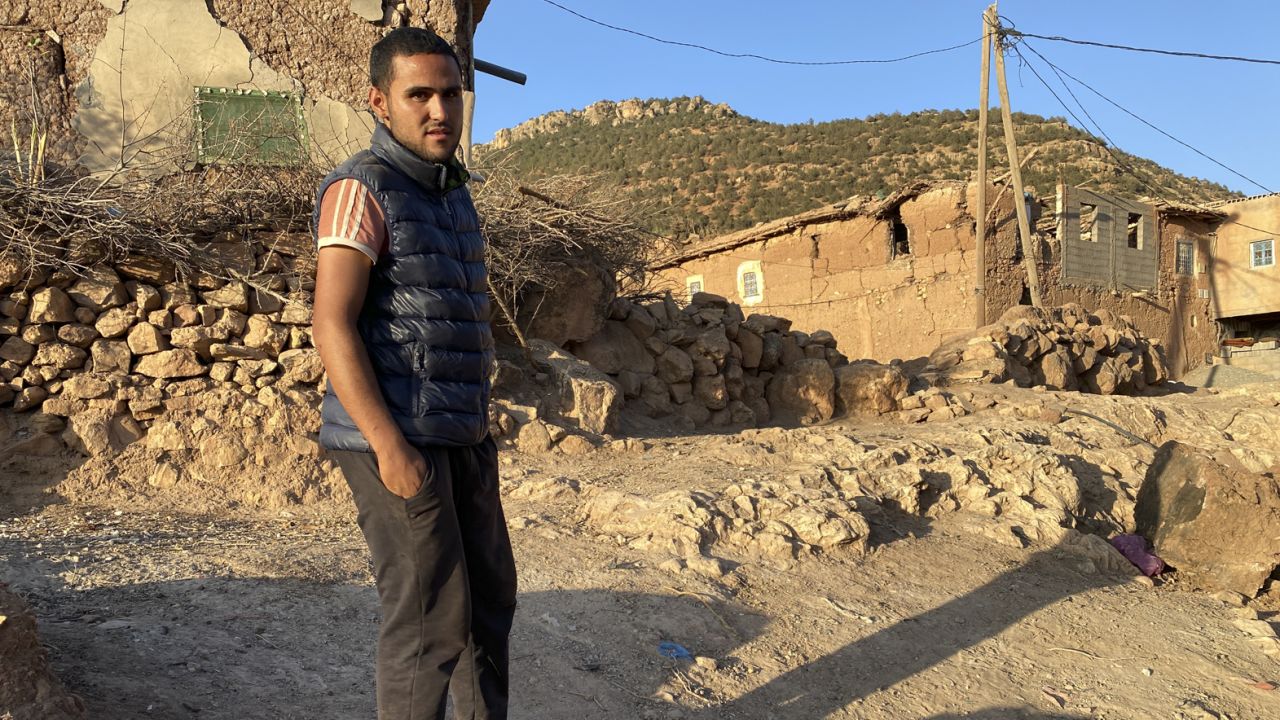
[834,361,907,416]
[243,316,289,357]
[89,340,132,374]
[690,326,732,365]
[279,348,324,383]
[521,260,615,347]
[693,374,728,410]
[0,336,35,364]
[32,343,88,372]
[570,320,654,376]
[766,358,835,426]
[1135,441,1280,596]
[655,346,694,385]
[528,340,622,435]
[126,322,169,355]
[201,281,250,312]
[736,327,763,369]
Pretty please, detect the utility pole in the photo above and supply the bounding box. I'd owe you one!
[992,14,1044,307]
[975,3,996,327]
[461,1,476,169]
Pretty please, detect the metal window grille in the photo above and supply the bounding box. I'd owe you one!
[687,279,702,296]
[1175,241,1194,275]
[742,271,760,298]
[194,87,307,166]
[1251,239,1274,268]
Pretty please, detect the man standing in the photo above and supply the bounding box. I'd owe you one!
[311,27,517,720]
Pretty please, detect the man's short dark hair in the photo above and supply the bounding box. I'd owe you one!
[370,27,460,90]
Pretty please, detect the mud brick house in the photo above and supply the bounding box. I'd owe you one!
[653,180,1238,380]
[1202,192,1280,376]
[0,0,491,175]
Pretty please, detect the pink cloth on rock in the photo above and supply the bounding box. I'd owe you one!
[1110,534,1165,576]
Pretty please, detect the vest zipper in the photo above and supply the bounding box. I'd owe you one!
[442,191,454,228]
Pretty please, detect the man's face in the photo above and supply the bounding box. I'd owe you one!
[369,52,464,164]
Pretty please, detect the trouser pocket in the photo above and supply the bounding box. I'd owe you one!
[404,447,442,520]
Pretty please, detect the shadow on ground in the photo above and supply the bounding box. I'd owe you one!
[1,538,1122,720]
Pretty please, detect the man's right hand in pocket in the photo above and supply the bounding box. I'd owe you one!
[377,441,428,499]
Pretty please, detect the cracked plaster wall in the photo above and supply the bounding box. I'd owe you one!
[656,185,990,362]
[0,0,484,174]
[77,0,376,174]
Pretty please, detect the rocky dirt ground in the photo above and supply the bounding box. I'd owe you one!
[4,379,1280,719]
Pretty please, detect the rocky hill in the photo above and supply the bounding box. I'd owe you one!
[478,97,1239,238]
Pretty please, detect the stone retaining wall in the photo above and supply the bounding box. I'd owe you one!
[0,239,321,436]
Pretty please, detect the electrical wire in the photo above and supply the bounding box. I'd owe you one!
[540,0,982,66]
[1003,29,1280,67]
[1012,39,1274,195]
[1005,45,1175,200]
[1007,41,1280,237]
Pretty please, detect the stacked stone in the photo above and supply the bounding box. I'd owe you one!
[564,292,907,430]
[0,243,324,430]
[926,303,1169,394]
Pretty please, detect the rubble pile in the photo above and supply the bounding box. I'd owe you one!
[496,292,909,437]
[925,303,1169,394]
[515,423,1136,568]
[577,478,874,568]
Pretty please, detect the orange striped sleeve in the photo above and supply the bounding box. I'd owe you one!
[316,178,388,263]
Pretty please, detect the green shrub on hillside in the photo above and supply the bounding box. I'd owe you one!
[479,99,1237,238]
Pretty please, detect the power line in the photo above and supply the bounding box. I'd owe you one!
[539,0,981,66]
[1008,42,1280,237]
[1002,28,1280,67]
[1013,40,1274,195]
[1006,46,1176,200]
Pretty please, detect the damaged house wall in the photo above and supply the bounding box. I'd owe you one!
[654,182,1003,363]
[0,0,487,174]
[657,182,1218,379]
[984,186,1220,379]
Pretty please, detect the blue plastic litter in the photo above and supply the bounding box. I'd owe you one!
[657,641,692,660]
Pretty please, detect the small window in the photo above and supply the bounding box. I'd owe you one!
[1126,212,1143,249]
[685,275,704,299]
[735,261,764,305]
[1080,203,1097,243]
[1251,239,1275,268]
[194,86,308,166]
[1175,240,1194,275]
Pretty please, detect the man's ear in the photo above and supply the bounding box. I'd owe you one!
[368,85,388,123]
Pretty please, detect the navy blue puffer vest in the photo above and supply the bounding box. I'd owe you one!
[313,124,493,451]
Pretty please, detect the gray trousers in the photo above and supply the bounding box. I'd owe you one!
[332,436,517,720]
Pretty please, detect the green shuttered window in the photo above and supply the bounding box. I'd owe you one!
[194,87,307,166]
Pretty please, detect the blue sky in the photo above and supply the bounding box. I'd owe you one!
[473,1,1280,196]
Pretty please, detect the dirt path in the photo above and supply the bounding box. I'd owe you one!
[4,384,1280,719]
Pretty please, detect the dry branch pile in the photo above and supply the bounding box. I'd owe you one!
[472,162,670,343]
[0,159,317,282]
